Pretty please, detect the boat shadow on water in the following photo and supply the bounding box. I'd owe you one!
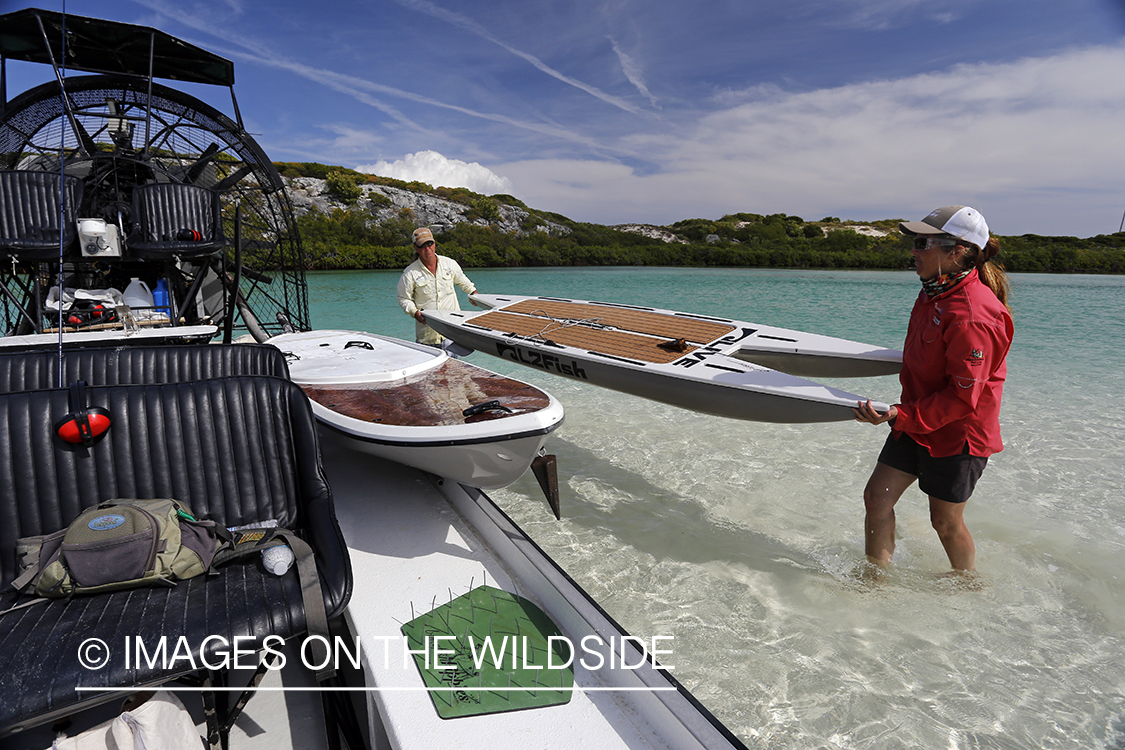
[505,436,820,585]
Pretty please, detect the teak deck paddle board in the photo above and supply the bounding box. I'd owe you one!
[424,295,896,424]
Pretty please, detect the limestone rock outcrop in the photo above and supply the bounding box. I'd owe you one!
[284,177,569,237]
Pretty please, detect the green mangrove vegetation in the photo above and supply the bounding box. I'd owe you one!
[276,163,1125,274]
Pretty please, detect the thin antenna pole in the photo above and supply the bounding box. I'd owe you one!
[144,31,154,156]
[56,4,68,386]
[35,9,87,158]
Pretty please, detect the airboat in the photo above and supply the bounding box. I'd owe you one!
[0,7,309,347]
[0,8,563,502]
[0,9,748,750]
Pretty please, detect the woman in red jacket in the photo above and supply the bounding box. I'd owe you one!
[854,206,1013,573]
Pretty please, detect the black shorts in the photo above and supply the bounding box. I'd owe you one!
[877,432,988,504]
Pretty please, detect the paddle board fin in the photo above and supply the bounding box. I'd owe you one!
[531,453,560,520]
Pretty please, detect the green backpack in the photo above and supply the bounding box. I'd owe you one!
[12,498,224,598]
[4,498,335,679]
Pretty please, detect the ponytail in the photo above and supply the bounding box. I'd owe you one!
[957,236,1011,313]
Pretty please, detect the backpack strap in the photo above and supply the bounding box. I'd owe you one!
[9,565,40,594]
[0,597,50,618]
[1,535,55,616]
[273,530,333,682]
[214,527,334,681]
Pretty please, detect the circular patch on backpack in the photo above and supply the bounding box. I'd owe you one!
[88,514,127,531]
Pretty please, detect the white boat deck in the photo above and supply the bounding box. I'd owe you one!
[0,441,742,750]
[0,325,219,350]
[324,441,731,749]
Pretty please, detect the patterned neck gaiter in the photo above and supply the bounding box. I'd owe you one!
[921,268,971,299]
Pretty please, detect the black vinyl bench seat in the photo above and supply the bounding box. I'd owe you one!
[0,341,290,393]
[0,367,351,739]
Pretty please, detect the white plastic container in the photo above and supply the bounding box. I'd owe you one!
[262,544,294,575]
[123,278,154,310]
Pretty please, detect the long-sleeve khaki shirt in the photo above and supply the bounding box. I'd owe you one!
[396,255,476,344]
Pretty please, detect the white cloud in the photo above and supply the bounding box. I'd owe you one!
[609,36,658,108]
[316,125,384,155]
[133,0,602,149]
[502,44,1125,236]
[356,151,514,195]
[392,0,649,117]
[833,0,961,30]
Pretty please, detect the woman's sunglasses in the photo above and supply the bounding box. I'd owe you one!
[912,237,959,250]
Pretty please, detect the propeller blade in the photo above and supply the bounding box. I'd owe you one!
[213,164,254,192]
[185,143,220,184]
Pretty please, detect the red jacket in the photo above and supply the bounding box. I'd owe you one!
[892,270,1014,458]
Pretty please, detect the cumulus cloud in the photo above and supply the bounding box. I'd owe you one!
[502,44,1125,235]
[356,151,514,195]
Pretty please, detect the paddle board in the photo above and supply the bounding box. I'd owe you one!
[268,329,565,489]
[424,295,894,424]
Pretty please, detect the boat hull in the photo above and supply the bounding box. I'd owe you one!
[268,330,564,488]
[315,420,558,489]
[0,325,218,350]
[325,443,749,750]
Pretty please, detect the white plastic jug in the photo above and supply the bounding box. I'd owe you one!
[123,278,154,309]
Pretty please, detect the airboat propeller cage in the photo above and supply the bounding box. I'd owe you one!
[0,7,311,340]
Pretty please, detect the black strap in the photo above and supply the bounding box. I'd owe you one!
[463,399,513,417]
[69,381,95,446]
[0,596,49,617]
[212,527,334,681]
[273,530,333,682]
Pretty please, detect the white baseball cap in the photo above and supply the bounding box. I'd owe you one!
[899,206,989,250]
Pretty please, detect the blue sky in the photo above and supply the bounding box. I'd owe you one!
[4,0,1125,236]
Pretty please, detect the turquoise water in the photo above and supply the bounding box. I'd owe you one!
[309,267,1125,749]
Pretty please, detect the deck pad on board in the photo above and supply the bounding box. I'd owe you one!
[472,310,704,365]
[500,299,736,344]
[300,358,551,426]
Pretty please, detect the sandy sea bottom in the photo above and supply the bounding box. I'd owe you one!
[310,267,1125,749]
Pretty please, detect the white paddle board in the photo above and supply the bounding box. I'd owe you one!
[424,295,894,424]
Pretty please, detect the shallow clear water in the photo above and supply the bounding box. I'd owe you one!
[309,267,1125,749]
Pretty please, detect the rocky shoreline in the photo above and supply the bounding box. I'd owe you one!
[284,177,571,238]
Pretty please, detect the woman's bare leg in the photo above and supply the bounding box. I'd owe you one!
[863,461,917,566]
[929,497,975,571]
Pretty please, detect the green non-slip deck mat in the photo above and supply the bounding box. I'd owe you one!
[401,585,575,718]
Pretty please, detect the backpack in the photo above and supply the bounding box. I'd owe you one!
[11,498,225,598]
[3,498,334,678]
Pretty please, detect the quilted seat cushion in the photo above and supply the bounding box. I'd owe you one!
[0,375,351,736]
[0,171,83,258]
[129,182,224,257]
[0,560,308,733]
[0,342,290,393]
